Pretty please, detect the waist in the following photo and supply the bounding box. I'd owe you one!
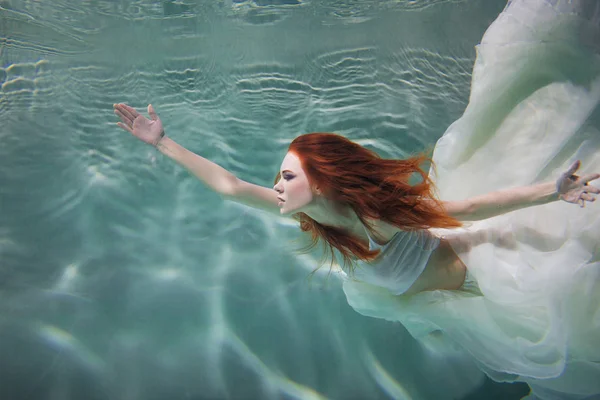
[353,229,441,295]
[403,239,468,295]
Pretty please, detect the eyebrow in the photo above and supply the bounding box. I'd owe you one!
[281,169,293,174]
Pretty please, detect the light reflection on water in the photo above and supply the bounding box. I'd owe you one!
[0,0,534,399]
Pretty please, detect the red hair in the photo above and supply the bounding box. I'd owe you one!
[274,133,461,272]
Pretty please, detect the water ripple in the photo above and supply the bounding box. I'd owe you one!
[0,0,526,398]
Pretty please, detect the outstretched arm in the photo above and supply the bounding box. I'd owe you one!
[157,137,281,213]
[443,182,559,221]
[113,103,281,214]
[442,161,600,221]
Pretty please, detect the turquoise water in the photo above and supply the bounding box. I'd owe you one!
[0,1,535,399]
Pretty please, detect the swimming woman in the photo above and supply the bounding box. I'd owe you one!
[113,1,600,398]
[112,102,598,296]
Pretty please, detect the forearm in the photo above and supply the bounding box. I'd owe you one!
[156,136,238,196]
[462,182,559,221]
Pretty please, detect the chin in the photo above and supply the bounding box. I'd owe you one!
[280,205,296,215]
[280,207,291,215]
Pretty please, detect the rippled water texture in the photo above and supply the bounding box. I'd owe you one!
[0,1,536,399]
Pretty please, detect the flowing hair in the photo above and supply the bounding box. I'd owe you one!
[274,133,462,273]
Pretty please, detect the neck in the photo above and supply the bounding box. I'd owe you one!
[303,198,366,239]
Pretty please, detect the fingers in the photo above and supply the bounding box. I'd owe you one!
[584,185,600,194]
[114,108,132,125]
[566,160,581,176]
[119,103,140,120]
[581,173,600,185]
[148,104,158,121]
[113,103,139,122]
[581,192,596,201]
[117,122,134,134]
[567,160,581,175]
[114,104,135,134]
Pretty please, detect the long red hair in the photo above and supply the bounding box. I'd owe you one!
[274,133,461,272]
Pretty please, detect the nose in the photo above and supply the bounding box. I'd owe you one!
[273,180,283,194]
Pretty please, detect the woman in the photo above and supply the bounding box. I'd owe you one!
[110,110,599,399]
[114,1,600,398]
[110,107,596,294]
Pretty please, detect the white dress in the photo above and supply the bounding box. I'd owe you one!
[342,1,600,399]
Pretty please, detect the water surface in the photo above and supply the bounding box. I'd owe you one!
[0,1,530,399]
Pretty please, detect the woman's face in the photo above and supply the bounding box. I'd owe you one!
[273,152,316,214]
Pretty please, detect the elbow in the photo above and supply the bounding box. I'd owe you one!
[219,175,240,198]
[445,199,478,221]
[463,200,478,218]
[460,201,493,221]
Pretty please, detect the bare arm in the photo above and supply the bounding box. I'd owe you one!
[442,161,599,221]
[157,136,237,195]
[114,103,280,214]
[442,182,559,221]
[157,137,280,213]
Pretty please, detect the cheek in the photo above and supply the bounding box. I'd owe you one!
[287,180,312,200]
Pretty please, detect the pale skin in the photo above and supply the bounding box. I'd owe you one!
[114,103,600,294]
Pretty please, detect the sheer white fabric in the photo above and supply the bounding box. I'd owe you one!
[350,229,440,295]
[343,0,600,398]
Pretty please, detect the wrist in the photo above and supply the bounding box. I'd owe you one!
[156,135,177,157]
[154,130,166,148]
[543,181,560,203]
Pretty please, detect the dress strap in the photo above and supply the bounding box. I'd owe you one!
[363,224,395,250]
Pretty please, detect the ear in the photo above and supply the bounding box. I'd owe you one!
[313,185,322,196]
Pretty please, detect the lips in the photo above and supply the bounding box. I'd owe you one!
[277,196,285,202]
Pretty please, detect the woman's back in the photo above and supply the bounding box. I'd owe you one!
[351,227,441,295]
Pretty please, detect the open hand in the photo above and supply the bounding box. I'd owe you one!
[114,103,164,147]
[556,160,600,207]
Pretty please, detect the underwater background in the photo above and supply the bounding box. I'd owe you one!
[1,0,535,399]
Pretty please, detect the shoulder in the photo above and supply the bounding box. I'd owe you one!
[365,218,402,246]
